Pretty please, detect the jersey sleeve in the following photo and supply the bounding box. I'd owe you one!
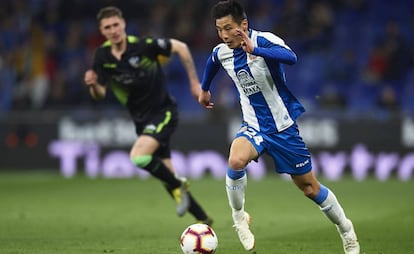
[146,37,172,58]
[92,48,110,86]
[252,33,297,65]
[201,48,221,91]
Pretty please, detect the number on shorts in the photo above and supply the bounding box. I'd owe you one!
[243,127,263,146]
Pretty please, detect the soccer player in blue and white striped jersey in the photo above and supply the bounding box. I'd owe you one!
[198,1,360,253]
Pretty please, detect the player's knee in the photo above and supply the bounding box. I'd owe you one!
[131,155,152,168]
[302,184,318,199]
[228,156,248,170]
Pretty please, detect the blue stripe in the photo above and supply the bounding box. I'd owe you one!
[256,35,305,121]
[227,168,246,180]
[201,51,221,91]
[313,184,329,205]
[265,58,305,121]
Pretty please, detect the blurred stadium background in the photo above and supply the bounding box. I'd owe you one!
[1,1,414,253]
[1,0,414,180]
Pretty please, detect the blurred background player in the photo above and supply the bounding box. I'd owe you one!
[198,1,359,253]
[84,6,212,225]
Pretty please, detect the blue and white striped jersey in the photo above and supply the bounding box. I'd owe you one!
[201,29,305,134]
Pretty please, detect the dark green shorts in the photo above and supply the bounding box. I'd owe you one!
[134,106,178,158]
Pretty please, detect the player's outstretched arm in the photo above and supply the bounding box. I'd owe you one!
[84,69,106,100]
[198,50,221,109]
[170,39,201,100]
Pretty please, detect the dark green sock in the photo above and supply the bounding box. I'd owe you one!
[187,193,209,221]
[132,155,181,189]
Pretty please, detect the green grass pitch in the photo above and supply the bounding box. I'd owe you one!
[0,171,413,254]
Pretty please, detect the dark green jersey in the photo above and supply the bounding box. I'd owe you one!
[92,35,176,124]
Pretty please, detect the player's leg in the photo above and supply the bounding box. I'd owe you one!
[267,123,359,254]
[291,172,360,254]
[162,158,213,225]
[226,136,256,212]
[130,135,179,186]
[226,135,258,251]
[130,135,190,216]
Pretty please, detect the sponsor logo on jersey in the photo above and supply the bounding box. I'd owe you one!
[221,57,233,64]
[237,69,260,96]
[113,73,134,85]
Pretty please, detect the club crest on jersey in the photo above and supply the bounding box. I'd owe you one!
[237,69,260,96]
[128,56,140,68]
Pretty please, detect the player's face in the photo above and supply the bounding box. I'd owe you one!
[215,15,247,49]
[99,16,126,45]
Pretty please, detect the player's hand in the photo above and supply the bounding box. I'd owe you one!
[198,90,214,109]
[236,28,254,54]
[84,69,98,86]
[190,81,202,101]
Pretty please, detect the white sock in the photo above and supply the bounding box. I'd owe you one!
[319,189,349,231]
[225,174,247,212]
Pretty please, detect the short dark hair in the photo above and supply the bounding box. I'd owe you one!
[96,6,123,22]
[212,0,247,24]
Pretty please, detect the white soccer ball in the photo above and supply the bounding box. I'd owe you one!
[180,223,218,254]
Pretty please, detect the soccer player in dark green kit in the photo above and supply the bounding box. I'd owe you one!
[84,6,212,225]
